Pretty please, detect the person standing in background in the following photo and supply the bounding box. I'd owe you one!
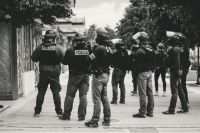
[163,32,189,114]
[154,43,168,97]
[110,42,129,104]
[132,32,155,118]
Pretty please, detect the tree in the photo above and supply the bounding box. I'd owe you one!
[116,0,154,48]
[104,26,117,39]
[0,0,73,25]
[147,0,200,47]
[117,0,200,48]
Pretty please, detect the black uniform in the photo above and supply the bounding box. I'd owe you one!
[154,50,168,93]
[111,45,129,104]
[60,42,91,121]
[129,46,138,95]
[181,47,191,104]
[163,44,189,114]
[31,42,64,116]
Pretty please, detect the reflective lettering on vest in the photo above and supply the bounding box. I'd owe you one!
[42,45,56,51]
[75,50,89,55]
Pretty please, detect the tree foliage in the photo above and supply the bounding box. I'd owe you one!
[0,0,73,25]
[117,0,200,48]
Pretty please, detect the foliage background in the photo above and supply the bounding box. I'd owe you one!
[0,0,73,25]
[116,0,200,48]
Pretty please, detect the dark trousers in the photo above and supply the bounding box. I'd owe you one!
[35,72,62,114]
[181,69,189,104]
[111,68,126,101]
[154,68,166,92]
[169,72,188,112]
[131,70,138,93]
[63,73,89,119]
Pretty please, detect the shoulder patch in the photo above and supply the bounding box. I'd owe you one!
[89,53,96,60]
[75,50,89,55]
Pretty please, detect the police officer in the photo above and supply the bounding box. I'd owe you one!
[85,30,111,127]
[59,34,91,121]
[154,43,168,96]
[130,44,139,95]
[163,32,189,114]
[31,30,64,117]
[110,42,129,104]
[181,43,191,105]
[132,32,155,118]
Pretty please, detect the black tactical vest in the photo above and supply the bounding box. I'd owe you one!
[40,44,60,65]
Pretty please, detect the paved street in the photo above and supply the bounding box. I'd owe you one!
[0,70,200,133]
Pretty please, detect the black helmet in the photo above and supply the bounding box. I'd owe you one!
[45,30,57,38]
[74,33,86,45]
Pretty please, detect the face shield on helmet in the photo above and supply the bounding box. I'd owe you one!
[132,32,149,45]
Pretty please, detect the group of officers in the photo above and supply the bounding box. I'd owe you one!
[31,29,190,127]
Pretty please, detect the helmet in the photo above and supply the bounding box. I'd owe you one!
[74,33,86,45]
[45,30,57,38]
[96,28,110,46]
[132,32,149,40]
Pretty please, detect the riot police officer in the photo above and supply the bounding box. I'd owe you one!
[110,42,129,104]
[132,32,155,118]
[59,33,91,121]
[154,43,168,96]
[130,44,139,95]
[31,30,64,117]
[163,32,189,114]
[85,29,111,127]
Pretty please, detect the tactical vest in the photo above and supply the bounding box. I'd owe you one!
[68,46,90,74]
[90,45,112,74]
[40,44,60,65]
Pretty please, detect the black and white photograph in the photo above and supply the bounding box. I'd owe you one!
[0,0,200,133]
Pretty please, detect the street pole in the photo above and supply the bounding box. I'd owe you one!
[197,43,200,84]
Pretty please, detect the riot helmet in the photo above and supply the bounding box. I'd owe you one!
[132,32,150,46]
[73,33,87,48]
[44,30,57,44]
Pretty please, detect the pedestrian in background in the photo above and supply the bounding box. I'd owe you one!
[132,32,155,118]
[163,32,189,114]
[154,43,168,97]
[110,42,129,104]
[59,34,91,121]
[31,30,64,117]
[130,44,139,96]
[85,30,111,127]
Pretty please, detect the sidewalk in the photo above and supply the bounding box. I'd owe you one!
[0,71,200,133]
